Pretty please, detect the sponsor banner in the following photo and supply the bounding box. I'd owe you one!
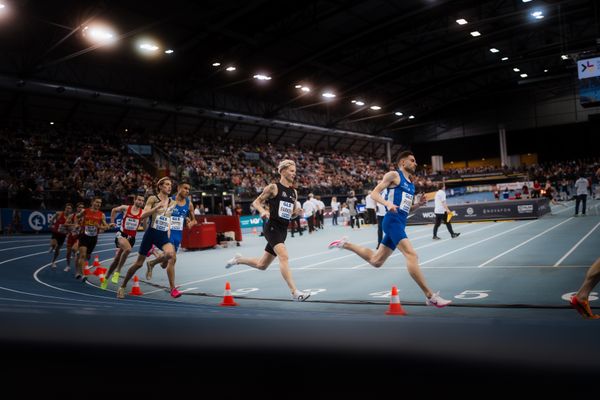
[0,208,117,233]
[496,181,533,191]
[408,198,550,225]
[240,215,264,229]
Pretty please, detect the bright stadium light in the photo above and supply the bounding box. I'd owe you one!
[456,19,468,25]
[212,62,221,67]
[394,111,403,117]
[253,74,272,81]
[370,105,381,110]
[164,49,174,54]
[351,99,365,106]
[82,24,117,45]
[322,92,336,98]
[470,31,481,37]
[139,43,159,52]
[225,66,236,71]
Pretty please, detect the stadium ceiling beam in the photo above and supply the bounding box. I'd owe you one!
[273,129,287,144]
[0,75,392,145]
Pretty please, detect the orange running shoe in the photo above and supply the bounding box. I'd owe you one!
[570,296,600,319]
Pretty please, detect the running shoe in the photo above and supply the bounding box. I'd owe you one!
[50,262,57,270]
[170,288,182,298]
[225,253,242,269]
[292,290,311,302]
[425,291,452,308]
[432,236,441,240]
[75,274,82,280]
[117,287,125,299]
[100,279,109,290]
[328,236,348,249]
[451,233,461,238]
[570,296,600,319]
[111,271,120,284]
[63,265,70,272]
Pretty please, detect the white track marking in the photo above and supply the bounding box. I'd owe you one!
[553,220,600,267]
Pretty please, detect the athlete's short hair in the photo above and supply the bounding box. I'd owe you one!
[156,177,171,189]
[277,159,296,173]
[397,150,414,162]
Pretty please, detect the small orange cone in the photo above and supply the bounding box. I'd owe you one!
[98,273,105,283]
[83,261,93,276]
[220,281,238,306]
[129,275,143,296]
[93,255,107,276]
[252,227,257,235]
[385,286,406,316]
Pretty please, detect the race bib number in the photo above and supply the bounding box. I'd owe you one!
[399,192,413,213]
[124,217,139,231]
[278,201,293,220]
[154,215,170,231]
[170,216,184,231]
[84,225,98,237]
[58,224,68,234]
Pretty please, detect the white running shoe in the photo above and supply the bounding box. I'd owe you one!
[225,253,242,269]
[50,262,57,270]
[425,291,452,308]
[292,290,311,302]
[328,236,348,249]
[63,265,70,272]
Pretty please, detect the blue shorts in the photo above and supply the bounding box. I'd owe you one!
[139,228,170,256]
[169,231,182,251]
[381,211,408,250]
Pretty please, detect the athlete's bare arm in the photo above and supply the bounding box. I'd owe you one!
[252,183,277,219]
[292,189,303,217]
[140,196,165,220]
[110,205,128,227]
[186,196,197,227]
[370,171,400,212]
[410,193,428,212]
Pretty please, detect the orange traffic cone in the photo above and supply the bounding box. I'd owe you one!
[98,273,105,283]
[129,275,143,296]
[83,261,93,276]
[385,286,406,316]
[93,255,107,276]
[220,281,238,306]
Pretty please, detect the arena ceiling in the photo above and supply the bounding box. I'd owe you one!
[0,0,598,150]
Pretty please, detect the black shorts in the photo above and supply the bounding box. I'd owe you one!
[78,234,98,254]
[264,220,288,256]
[115,231,136,248]
[51,232,67,248]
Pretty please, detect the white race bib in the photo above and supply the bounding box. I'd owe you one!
[154,215,170,231]
[124,217,139,231]
[170,216,184,231]
[84,225,98,237]
[278,201,293,220]
[399,192,414,213]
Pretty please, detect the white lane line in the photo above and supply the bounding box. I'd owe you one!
[0,243,55,252]
[349,221,500,269]
[0,241,119,265]
[553,220,600,267]
[478,218,574,267]
[293,265,591,270]
[420,220,538,266]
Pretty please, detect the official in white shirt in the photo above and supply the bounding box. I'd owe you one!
[433,182,459,240]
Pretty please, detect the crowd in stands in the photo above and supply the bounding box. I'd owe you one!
[0,124,598,211]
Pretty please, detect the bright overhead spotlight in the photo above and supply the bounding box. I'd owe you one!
[513,67,520,72]
[408,115,415,119]
[520,73,528,78]
[470,31,481,37]
[295,84,302,88]
[50,121,54,125]
[394,111,403,117]
[212,62,221,67]
[164,49,174,54]
[522,0,532,3]
[322,92,336,98]
[456,19,468,25]
[489,48,499,53]
[531,10,544,19]
[82,25,117,45]
[354,100,365,106]
[561,54,568,60]
[544,69,548,72]
[139,43,159,52]
[253,74,271,81]
[301,86,310,92]
[370,105,381,111]
[501,57,509,61]
[225,66,236,71]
